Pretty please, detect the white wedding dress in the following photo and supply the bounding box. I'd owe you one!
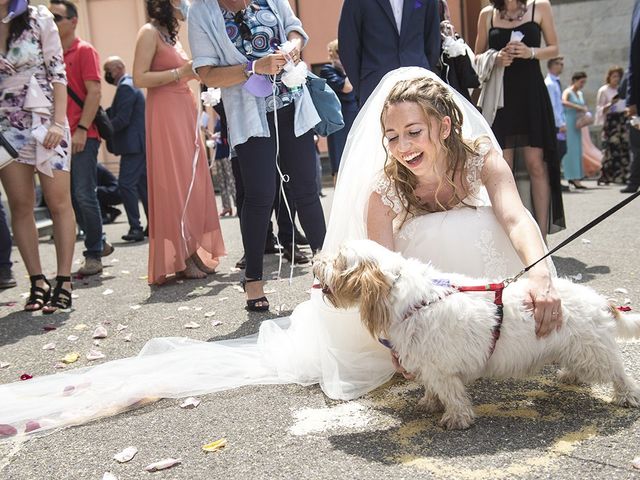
[0,68,541,440]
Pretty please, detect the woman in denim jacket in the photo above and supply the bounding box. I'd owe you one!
[189,0,326,311]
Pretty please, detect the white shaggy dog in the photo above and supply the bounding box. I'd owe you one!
[313,239,640,430]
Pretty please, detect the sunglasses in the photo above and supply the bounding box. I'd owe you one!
[53,14,72,23]
[233,10,252,42]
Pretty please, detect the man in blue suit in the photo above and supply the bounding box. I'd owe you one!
[338,0,441,107]
[621,0,640,193]
[104,57,148,241]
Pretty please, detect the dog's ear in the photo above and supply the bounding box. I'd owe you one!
[354,259,393,338]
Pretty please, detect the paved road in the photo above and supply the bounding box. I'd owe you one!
[1,181,640,480]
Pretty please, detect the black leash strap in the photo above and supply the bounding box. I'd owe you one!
[506,190,640,284]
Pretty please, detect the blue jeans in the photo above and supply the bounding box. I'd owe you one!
[0,192,11,268]
[71,138,103,259]
[119,152,148,230]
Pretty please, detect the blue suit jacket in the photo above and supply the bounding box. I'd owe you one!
[338,0,440,106]
[106,75,146,155]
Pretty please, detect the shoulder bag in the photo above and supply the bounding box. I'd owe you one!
[67,86,114,140]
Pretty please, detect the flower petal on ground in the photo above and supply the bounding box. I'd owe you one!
[93,325,108,339]
[184,322,200,329]
[102,289,114,296]
[202,438,227,452]
[179,397,201,409]
[113,446,138,463]
[61,352,80,364]
[144,458,181,472]
[42,342,56,351]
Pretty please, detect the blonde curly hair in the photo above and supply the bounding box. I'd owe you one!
[380,78,486,226]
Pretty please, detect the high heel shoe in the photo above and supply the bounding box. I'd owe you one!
[240,278,269,312]
[569,180,588,190]
[25,275,51,311]
[43,276,72,314]
[219,208,233,217]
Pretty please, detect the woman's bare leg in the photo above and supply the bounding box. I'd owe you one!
[523,146,550,238]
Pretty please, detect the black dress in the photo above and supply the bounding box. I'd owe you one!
[488,1,565,233]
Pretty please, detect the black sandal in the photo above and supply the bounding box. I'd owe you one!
[43,276,72,315]
[25,275,51,312]
[240,278,270,312]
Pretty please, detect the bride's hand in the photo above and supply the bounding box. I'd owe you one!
[524,269,562,338]
[391,351,416,380]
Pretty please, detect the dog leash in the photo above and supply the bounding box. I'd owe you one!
[503,189,640,286]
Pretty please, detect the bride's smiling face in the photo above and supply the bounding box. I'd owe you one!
[383,102,451,175]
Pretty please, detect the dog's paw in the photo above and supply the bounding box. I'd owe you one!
[557,369,581,385]
[416,394,444,414]
[439,410,475,430]
[612,390,640,408]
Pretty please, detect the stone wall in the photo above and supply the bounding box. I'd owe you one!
[551,0,634,107]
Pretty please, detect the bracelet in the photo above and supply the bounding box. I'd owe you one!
[243,60,255,79]
[172,68,180,82]
[530,47,536,60]
[77,124,88,132]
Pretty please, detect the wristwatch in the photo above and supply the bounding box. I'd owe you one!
[243,60,255,79]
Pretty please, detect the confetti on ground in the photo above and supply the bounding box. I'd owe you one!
[123,333,132,342]
[218,297,229,302]
[0,362,11,369]
[615,287,630,294]
[86,350,106,361]
[67,335,79,342]
[184,322,200,329]
[264,288,276,294]
[20,374,33,381]
[130,305,141,310]
[74,324,88,331]
[212,321,222,327]
[71,293,79,299]
[633,457,640,470]
[116,324,128,332]
[93,325,108,339]
[62,352,80,364]
[20,292,29,299]
[103,472,118,480]
[121,270,130,275]
[110,258,120,264]
[144,458,181,472]
[102,289,114,296]
[113,446,138,463]
[202,438,227,452]
[138,275,148,280]
[25,420,41,433]
[177,306,190,311]
[43,324,57,331]
[0,425,18,437]
[42,343,56,351]
[163,316,175,321]
[1,301,17,307]
[581,238,591,244]
[54,363,66,369]
[179,397,201,409]
[204,311,216,318]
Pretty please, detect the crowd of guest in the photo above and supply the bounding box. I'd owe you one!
[1,0,639,314]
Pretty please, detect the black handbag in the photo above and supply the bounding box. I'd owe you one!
[0,130,19,169]
[67,86,114,140]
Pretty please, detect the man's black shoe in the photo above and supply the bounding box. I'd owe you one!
[0,266,16,289]
[264,234,280,254]
[122,228,145,242]
[294,228,309,246]
[282,244,310,264]
[103,207,122,225]
[235,254,246,269]
[144,226,149,237]
[621,184,639,193]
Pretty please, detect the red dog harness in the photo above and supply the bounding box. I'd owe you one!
[379,279,506,357]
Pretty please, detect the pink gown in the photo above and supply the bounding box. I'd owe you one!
[145,31,226,284]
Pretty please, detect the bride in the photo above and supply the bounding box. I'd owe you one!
[0,68,561,439]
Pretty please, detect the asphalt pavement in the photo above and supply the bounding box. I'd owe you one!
[1,180,640,480]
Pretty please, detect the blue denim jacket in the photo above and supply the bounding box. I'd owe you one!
[188,0,320,149]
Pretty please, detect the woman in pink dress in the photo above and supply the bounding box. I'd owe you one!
[133,0,225,285]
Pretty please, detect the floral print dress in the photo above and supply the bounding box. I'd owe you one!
[0,5,70,175]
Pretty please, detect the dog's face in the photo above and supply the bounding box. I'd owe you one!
[313,240,403,337]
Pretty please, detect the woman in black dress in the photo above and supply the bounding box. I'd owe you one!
[475,0,565,238]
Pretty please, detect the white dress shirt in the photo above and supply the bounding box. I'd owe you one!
[389,0,403,33]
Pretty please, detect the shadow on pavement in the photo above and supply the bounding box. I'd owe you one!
[0,309,72,347]
[552,255,611,282]
[328,371,640,468]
